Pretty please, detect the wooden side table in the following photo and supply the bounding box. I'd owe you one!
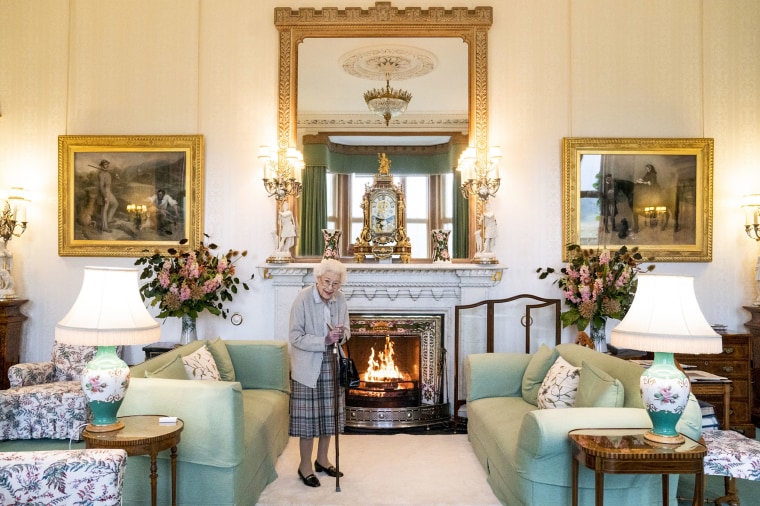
[0,299,28,390]
[142,341,178,361]
[569,428,706,506]
[83,415,184,506]
[689,376,732,430]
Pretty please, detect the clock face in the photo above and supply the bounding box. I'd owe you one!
[371,193,397,234]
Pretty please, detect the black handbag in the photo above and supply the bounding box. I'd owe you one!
[338,347,360,388]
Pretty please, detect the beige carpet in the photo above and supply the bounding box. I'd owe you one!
[256,433,501,506]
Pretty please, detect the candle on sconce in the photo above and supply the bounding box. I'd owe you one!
[258,146,272,179]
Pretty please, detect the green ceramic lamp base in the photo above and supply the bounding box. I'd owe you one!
[81,346,131,432]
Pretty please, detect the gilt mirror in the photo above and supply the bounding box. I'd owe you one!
[275,2,492,261]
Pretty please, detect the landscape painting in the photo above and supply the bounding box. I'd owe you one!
[58,135,204,257]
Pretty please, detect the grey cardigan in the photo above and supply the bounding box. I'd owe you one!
[288,284,351,388]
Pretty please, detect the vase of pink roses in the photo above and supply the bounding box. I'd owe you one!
[135,236,252,343]
[538,244,653,350]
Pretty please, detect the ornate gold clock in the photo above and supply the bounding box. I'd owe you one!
[354,154,411,263]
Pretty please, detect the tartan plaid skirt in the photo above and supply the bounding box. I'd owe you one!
[289,349,346,438]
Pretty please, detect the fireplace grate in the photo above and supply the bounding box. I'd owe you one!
[345,404,450,430]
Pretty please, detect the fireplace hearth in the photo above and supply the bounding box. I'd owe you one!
[345,314,448,429]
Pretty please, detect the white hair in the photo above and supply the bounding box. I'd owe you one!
[313,258,347,284]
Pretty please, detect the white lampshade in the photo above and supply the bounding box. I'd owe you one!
[56,266,160,346]
[611,274,722,354]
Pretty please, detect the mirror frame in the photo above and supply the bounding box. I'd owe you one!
[274,2,493,260]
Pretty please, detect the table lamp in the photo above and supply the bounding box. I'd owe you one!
[56,266,160,432]
[611,274,722,445]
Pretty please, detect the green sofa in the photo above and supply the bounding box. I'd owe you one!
[465,343,702,506]
[118,340,290,506]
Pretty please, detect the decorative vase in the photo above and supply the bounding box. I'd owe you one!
[322,229,341,260]
[431,229,451,263]
[589,318,607,353]
[80,345,130,431]
[180,314,197,345]
[640,352,690,443]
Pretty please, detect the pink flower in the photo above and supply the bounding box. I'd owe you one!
[179,284,192,302]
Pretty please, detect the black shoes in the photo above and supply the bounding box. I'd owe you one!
[298,469,320,487]
[314,460,344,478]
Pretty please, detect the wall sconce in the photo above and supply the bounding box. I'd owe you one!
[259,146,304,264]
[126,204,148,229]
[0,187,30,300]
[742,194,760,241]
[457,146,501,264]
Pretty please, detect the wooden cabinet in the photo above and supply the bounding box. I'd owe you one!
[0,299,28,390]
[743,306,760,427]
[675,332,754,438]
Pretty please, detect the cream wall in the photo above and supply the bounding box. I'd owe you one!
[1,0,758,365]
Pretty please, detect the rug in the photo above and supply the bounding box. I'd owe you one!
[256,433,501,506]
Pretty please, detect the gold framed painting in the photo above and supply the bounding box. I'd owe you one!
[58,135,204,257]
[562,137,713,262]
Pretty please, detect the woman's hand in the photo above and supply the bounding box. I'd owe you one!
[325,325,344,346]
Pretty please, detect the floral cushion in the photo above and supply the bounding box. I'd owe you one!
[0,449,126,505]
[8,361,55,388]
[703,429,760,480]
[52,342,98,381]
[0,381,89,440]
[182,345,221,380]
[537,356,581,409]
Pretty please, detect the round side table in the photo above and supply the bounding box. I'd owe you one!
[83,414,184,506]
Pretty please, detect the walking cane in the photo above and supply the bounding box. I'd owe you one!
[333,341,341,492]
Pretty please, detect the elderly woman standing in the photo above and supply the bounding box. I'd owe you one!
[288,258,350,488]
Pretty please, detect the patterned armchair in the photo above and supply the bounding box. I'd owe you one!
[0,342,98,440]
[0,449,127,505]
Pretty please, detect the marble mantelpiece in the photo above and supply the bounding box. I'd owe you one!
[260,262,504,414]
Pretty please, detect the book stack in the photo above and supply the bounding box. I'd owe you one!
[699,400,720,430]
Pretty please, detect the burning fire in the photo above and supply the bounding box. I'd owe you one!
[363,335,405,382]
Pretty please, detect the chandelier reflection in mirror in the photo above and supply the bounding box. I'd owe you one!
[457,147,502,264]
[342,45,436,126]
[259,147,304,264]
[0,187,30,299]
[364,77,412,126]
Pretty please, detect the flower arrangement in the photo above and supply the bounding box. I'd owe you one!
[537,244,653,332]
[135,237,252,319]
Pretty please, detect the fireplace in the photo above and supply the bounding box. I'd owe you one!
[260,263,504,428]
[345,314,447,429]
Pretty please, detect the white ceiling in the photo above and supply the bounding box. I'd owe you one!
[298,37,468,116]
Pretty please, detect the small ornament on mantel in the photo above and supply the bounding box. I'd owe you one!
[431,229,451,263]
[322,229,341,260]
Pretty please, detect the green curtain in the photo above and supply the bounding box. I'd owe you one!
[298,165,327,256]
[453,169,469,258]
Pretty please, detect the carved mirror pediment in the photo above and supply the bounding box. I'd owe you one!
[274,2,492,261]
